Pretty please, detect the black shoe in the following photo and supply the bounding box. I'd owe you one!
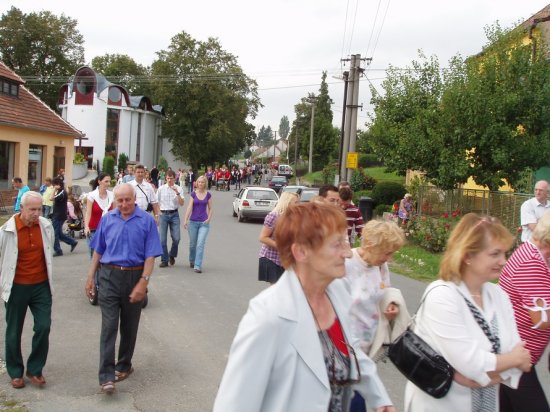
[189,262,194,268]
[194,268,202,273]
[70,242,78,252]
[159,262,168,268]
[169,256,175,266]
[53,252,63,257]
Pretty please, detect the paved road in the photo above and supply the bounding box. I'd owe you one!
[0,185,548,411]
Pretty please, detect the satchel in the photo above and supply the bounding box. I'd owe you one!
[387,285,454,399]
[146,203,154,212]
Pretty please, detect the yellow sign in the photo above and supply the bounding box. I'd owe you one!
[346,152,358,169]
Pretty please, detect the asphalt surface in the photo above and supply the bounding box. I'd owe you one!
[0,176,548,411]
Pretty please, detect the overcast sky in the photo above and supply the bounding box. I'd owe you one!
[4,0,548,133]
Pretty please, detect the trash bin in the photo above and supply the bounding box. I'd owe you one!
[358,197,375,222]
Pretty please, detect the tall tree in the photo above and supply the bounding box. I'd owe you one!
[150,32,260,169]
[0,7,84,109]
[91,54,150,95]
[278,116,290,140]
[256,125,273,148]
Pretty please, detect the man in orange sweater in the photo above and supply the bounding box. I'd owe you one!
[0,191,54,389]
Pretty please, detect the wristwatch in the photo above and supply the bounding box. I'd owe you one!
[141,275,150,282]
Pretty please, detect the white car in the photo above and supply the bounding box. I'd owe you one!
[233,186,279,222]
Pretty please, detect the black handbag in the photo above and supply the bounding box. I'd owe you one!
[387,285,454,399]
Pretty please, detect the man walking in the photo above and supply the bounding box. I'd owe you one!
[129,164,160,224]
[12,177,29,213]
[122,165,135,183]
[156,170,184,267]
[50,177,77,256]
[85,184,162,393]
[0,191,54,389]
[520,180,550,242]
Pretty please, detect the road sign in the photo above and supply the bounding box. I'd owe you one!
[346,152,358,169]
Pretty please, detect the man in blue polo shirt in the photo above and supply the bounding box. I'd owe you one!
[12,177,29,213]
[84,183,162,394]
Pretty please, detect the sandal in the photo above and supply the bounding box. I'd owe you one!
[115,367,134,382]
[101,381,115,393]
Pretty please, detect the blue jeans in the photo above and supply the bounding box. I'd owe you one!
[160,212,181,263]
[52,218,77,255]
[188,220,210,270]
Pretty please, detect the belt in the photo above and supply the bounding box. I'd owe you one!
[102,264,144,271]
[160,210,178,214]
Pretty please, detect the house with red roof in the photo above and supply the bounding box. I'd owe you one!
[0,61,82,199]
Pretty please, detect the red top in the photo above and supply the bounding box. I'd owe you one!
[14,214,48,285]
[326,318,349,356]
[88,200,114,230]
[500,241,550,364]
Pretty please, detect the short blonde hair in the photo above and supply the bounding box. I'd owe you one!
[439,213,513,282]
[360,220,405,253]
[273,191,299,214]
[532,210,550,246]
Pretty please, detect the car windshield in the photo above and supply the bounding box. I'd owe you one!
[272,177,286,182]
[247,190,278,200]
[284,187,302,193]
[300,189,319,202]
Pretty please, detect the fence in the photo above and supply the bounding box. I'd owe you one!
[416,186,530,235]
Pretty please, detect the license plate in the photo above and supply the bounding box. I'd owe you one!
[256,201,269,206]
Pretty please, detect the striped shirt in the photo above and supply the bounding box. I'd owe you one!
[258,212,281,266]
[342,202,364,243]
[499,241,550,364]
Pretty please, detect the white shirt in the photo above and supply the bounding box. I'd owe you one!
[520,197,550,242]
[157,183,183,211]
[129,180,158,211]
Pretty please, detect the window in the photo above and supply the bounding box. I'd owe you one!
[0,79,18,97]
[108,87,122,104]
[0,141,15,189]
[105,109,120,159]
[28,145,43,189]
[136,113,142,162]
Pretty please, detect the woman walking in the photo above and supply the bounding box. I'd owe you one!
[404,213,531,412]
[183,175,212,273]
[258,191,299,284]
[84,173,114,257]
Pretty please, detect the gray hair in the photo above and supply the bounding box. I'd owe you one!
[532,210,550,246]
[113,183,136,198]
[21,191,42,205]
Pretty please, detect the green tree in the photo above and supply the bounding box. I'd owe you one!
[278,116,290,139]
[118,153,129,173]
[257,125,273,147]
[150,32,260,170]
[91,54,150,95]
[0,7,84,109]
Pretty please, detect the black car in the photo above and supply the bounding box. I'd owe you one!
[268,176,288,192]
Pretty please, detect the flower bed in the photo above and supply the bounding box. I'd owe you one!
[405,210,461,253]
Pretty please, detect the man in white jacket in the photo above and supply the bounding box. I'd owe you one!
[0,191,54,389]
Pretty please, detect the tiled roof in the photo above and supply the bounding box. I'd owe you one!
[0,61,82,138]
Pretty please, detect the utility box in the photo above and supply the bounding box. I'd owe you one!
[358,197,375,222]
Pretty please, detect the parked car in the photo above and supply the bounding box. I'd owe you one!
[268,176,288,192]
[277,164,293,178]
[299,187,320,202]
[232,186,279,222]
[281,185,308,195]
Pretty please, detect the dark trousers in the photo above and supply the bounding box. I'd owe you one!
[52,217,76,254]
[499,367,550,412]
[98,266,143,385]
[5,281,52,379]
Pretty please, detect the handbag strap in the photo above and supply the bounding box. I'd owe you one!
[409,284,448,328]
[136,183,150,203]
[459,293,501,354]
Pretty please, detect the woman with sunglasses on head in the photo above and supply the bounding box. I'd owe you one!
[214,202,395,412]
[405,213,531,412]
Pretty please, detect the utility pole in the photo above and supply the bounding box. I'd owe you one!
[272,130,277,165]
[337,71,349,183]
[308,100,316,174]
[294,124,299,177]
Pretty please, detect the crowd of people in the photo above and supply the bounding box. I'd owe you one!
[2,168,550,411]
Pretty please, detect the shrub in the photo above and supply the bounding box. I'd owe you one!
[73,152,86,164]
[405,210,461,253]
[118,153,128,173]
[102,156,115,180]
[371,181,406,206]
[158,155,168,171]
[352,190,372,206]
[359,153,383,168]
[374,204,392,217]
[350,168,378,191]
[322,163,337,184]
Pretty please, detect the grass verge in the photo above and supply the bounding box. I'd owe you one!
[0,391,27,411]
[389,244,441,282]
[365,166,405,183]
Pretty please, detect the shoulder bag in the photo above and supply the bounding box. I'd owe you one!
[387,284,454,399]
[136,184,154,212]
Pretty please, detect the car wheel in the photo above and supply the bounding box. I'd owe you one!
[232,206,237,217]
[237,209,245,222]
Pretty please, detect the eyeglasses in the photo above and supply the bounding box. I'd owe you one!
[328,342,361,386]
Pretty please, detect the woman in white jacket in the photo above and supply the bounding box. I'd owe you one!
[405,213,532,412]
[214,202,395,412]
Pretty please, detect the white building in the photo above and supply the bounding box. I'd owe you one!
[57,66,186,171]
